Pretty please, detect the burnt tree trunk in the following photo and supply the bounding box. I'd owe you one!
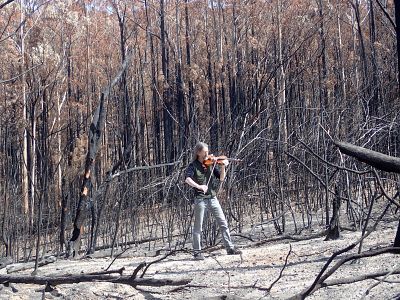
[67,56,132,257]
[325,187,341,241]
[395,220,400,248]
[67,94,106,258]
[160,0,174,175]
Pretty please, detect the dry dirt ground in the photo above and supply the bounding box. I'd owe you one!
[0,221,399,300]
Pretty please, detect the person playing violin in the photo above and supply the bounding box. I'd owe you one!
[185,142,242,260]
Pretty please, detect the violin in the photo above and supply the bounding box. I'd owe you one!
[202,154,242,167]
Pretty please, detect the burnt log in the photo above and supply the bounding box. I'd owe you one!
[0,273,191,288]
[334,141,400,174]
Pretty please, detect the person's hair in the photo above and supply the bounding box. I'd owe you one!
[192,142,208,161]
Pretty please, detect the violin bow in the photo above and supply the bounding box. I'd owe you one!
[205,156,241,194]
[205,159,218,193]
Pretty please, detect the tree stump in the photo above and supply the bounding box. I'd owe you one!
[325,187,341,241]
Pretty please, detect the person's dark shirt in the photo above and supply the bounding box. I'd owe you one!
[185,160,221,198]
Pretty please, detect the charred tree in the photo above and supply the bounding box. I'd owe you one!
[66,55,132,257]
[66,95,106,258]
[325,186,341,241]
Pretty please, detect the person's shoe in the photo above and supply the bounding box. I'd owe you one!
[227,248,242,255]
[193,252,205,260]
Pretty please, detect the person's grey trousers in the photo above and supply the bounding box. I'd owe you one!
[192,197,234,252]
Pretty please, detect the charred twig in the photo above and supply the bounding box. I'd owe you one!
[361,265,400,299]
[167,283,209,293]
[131,262,146,279]
[289,200,393,300]
[209,255,232,293]
[105,247,130,271]
[258,244,292,292]
[322,268,400,288]
[140,250,180,278]
[0,0,15,10]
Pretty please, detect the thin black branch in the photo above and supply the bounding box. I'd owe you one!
[375,0,396,30]
[259,244,292,292]
[0,0,16,10]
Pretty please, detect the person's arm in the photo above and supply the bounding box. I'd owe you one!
[219,165,226,181]
[185,163,208,194]
[213,159,229,181]
[185,177,208,194]
[219,160,229,181]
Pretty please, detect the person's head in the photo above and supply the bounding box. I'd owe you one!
[192,142,209,161]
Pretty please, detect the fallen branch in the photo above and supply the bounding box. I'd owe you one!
[334,140,400,174]
[131,262,147,279]
[319,269,400,289]
[361,265,400,298]
[231,233,255,242]
[88,233,186,256]
[7,256,56,274]
[0,273,191,288]
[140,250,179,278]
[249,230,327,248]
[289,202,396,300]
[289,246,400,299]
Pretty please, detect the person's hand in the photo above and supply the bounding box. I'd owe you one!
[222,159,229,167]
[198,185,208,194]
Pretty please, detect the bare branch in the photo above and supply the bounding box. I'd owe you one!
[0,64,42,84]
[375,0,396,30]
[258,244,292,292]
[0,0,16,10]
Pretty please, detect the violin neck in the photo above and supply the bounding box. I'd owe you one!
[226,158,242,162]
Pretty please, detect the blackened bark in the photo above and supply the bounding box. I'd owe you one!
[325,187,341,241]
[116,4,133,156]
[160,0,174,174]
[394,219,400,248]
[207,47,218,151]
[144,0,161,164]
[335,141,400,174]
[67,94,106,258]
[67,54,132,257]
[184,0,195,141]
